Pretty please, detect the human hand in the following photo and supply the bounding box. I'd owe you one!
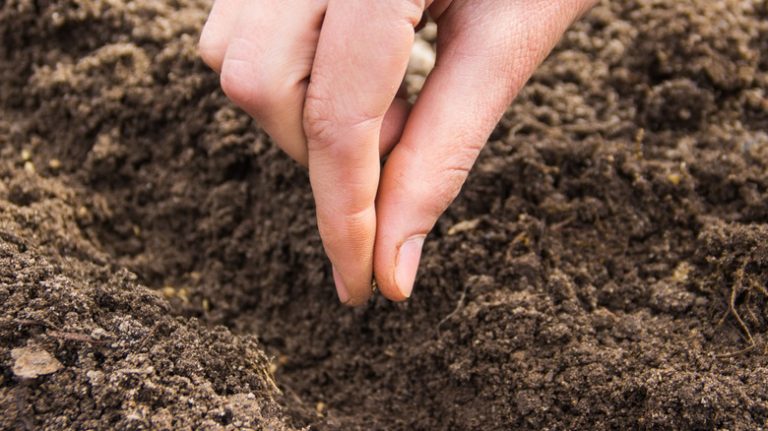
[199,0,596,306]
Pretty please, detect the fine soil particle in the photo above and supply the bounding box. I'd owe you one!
[2,0,768,430]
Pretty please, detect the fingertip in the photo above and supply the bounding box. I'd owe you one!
[374,252,404,302]
[332,265,351,305]
[329,261,374,307]
[332,266,373,307]
[341,282,373,307]
[376,273,409,302]
[375,234,427,303]
[394,235,425,298]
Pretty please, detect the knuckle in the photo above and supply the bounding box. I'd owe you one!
[424,174,462,217]
[302,90,335,150]
[218,37,279,114]
[219,60,278,116]
[197,33,224,70]
[425,148,481,216]
[219,61,255,107]
[304,88,379,155]
[303,71,383,155]
[430,166,468,215]
[395,0,426,25]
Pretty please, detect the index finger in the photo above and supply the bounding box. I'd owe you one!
[304,0,424,305]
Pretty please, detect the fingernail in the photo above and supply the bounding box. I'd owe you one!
[332,265,351,304]
[395,235,425,299]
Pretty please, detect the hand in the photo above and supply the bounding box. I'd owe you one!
[199,0,596,306]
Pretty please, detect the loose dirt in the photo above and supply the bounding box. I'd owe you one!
[2,0,768,429]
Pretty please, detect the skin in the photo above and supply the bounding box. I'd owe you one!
[199,0,597,306]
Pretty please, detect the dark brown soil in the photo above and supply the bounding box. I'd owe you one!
[2,0,768,429]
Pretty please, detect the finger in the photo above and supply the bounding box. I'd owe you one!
[374,0,596,301]
[380,97,411,157]
[198,0,248,73]
[305,0,423,305]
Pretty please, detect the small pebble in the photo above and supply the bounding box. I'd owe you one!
[86,370,105,385]
[76,206,90,221]
[12,346,63,379]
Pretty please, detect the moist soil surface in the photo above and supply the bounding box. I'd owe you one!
[2,0,768,430]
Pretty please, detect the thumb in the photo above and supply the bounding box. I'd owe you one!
[373,0,595,301]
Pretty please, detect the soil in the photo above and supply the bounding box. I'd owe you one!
[2,0,768,429]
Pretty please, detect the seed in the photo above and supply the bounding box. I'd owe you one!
[23,161,35,174]
[161,286,176,299]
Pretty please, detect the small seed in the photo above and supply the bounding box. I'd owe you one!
[161,286,176,299]
[23,161,35,174]
[177,287,189,302]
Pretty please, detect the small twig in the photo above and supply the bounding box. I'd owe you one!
[715,343,756,359]
[715,263,757,358]
[550,215,576,232]
[437,287,468,330]
[47,331,107,345]
[749,277,768,296]
[742,289,760,327]
[279,381,306,407]
[14,319,49,328]
[136,324,159,352]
